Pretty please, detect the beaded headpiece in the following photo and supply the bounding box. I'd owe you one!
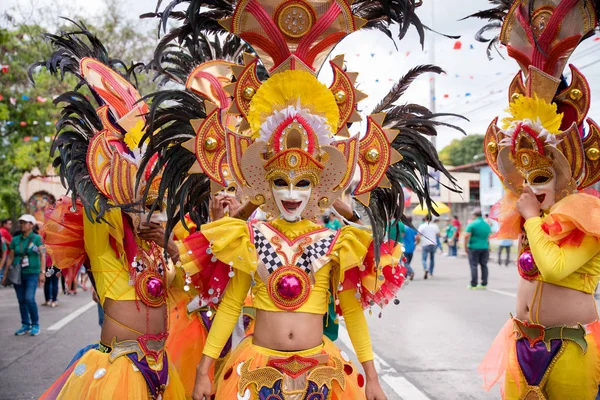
[143,0,463,245]
[471,0,600,200]
[30,22,162,221]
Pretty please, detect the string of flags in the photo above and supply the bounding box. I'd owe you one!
[0,94,50,103]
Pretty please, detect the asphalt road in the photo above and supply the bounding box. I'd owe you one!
[0,250,597,399]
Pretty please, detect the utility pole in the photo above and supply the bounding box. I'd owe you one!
[428,0,437,150]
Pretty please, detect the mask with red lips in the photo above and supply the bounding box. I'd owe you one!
[271,178,312,222]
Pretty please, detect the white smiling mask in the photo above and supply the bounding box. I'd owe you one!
[271,178,312,222]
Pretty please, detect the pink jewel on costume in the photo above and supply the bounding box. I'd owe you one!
[519,251,535,272]
[146,277,164,298]
[277,274,302,299]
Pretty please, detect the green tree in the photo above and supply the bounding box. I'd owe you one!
[439,134,485,166]
[0,1,156,219]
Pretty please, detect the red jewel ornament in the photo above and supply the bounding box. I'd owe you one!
[268,266,311,311]
[277,274,302,299]
[146,276,164,298]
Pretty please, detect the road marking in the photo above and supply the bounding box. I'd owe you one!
[337,323,431,400]
[487,288,517,298]
[47,301,96,331]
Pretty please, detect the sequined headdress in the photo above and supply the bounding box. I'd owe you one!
[470,0,600,199]
[143,0,463,244]
[30,21,161,221]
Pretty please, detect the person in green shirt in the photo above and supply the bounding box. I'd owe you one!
[2,214,46,336]
[324,212,343,230]
[463,208,492,289]
[445,222,458,257]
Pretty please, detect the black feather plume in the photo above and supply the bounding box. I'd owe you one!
[359,65,467,258]
[138,89,211,242]
[463,0,513,60]
[30,21,146,220]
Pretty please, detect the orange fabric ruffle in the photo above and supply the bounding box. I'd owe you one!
[490,192,522,240]
[41,196,87,272]
[541,193,600,246]
[479,319,600,399]
[166,298,211,397]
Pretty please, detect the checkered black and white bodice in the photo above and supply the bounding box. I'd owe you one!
[249,221,339,311]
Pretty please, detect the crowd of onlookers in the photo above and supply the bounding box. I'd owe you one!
[1,215,90,337]
[318,207,509,290]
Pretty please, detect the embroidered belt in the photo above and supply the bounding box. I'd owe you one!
[238,353,345,400]
[512,317,588,353]
[96,337,169,400]
[512,317,589,400]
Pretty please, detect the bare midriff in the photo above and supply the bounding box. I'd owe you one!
[252,309,324,351]
[100,299,167,345]
[516,277,598,326]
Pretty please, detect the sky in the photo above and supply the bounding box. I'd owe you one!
[2,0,600,151]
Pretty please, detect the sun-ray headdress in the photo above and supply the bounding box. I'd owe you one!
[142,0,464,249]
[470,0,600,200]
[29,21,161,223]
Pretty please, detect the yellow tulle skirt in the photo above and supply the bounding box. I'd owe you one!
[167,304,210,397]
[215,335,366,399]
[40,347,186,400]
[480,319,600,400]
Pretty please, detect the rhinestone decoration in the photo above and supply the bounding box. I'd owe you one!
[276,2,315,39]
[74,363,87,376]
[93,368,107,379]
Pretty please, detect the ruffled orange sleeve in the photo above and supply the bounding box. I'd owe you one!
[329,226,407,363]
[176,217,257,359]
[41,196,86,271]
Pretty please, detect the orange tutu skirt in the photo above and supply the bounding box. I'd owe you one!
[39,347,186,400]
[166,300,211,397]
[479,319,600,399]
[215,335,366,399]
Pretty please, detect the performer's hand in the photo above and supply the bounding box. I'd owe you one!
[365,377,388,400]
[517,186,541,220]
[138,223,167,246]
[192,372,213,400]
[221,196,241,218]
[210,194,227,221]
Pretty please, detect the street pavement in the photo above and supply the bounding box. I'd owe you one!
[0,250,598,399]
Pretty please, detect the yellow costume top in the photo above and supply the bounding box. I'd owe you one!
[179,217,404,362]
[523,193,600,294]
[83,208,137,305]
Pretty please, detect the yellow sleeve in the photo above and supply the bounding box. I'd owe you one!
[201,217,257,275]
[202,270,252,359]
[338,290,373,363]
[329,226,372,283]
[524,217,600,282]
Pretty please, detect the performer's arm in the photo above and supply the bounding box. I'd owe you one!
[193,271,252,399]
[524,217,599,282]
[339,289,387,399]
[1,247,11,286]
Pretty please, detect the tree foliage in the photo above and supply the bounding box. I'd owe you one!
[0,0,156,219]
[439,134,485,166]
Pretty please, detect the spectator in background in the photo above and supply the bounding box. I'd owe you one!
[402,217,418,280]
[446,221,458,257]
[484,213,494,228]
[418,215,440,280]
[451,215,461,240]
[324,212,342,230]
[0,219,13,244]
[464,208,492,289]
[2,214,46,336]
[498,239,513,266]
[0,219,12,283]
[0,237,7,284]
[42,254,60,307]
